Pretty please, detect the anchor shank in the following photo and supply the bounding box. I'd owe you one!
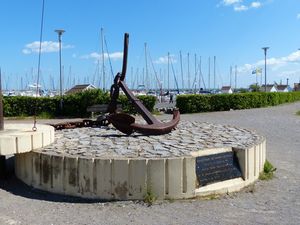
[119,80,160,125]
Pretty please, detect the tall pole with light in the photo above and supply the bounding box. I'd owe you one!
[55,29,65,111]
[262,47,269,92]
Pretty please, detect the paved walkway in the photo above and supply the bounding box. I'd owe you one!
[1,102,300,225]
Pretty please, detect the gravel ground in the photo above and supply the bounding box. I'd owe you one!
[1,102,300,225]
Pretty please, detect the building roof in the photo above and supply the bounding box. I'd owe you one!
[221,86,232,91]
[276,85,289,91]
[259,84,277,92]
[65,84,96,95]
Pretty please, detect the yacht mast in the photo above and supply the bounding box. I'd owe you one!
[199,56,202,91]
[214,56,216,90]
[144,43,149,92]
[168,52,170,92]
[180,51,184,91]
[100,28,105,91]
[208,57,211,91]
[187,53,190,91]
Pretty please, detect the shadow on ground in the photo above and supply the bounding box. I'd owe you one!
[0,174,113,204]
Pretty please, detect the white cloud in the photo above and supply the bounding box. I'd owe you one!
[154,55,177,64]
[222,0,241,6]
[81,52,123,61]
[251,2,262,8]
[234,5,248,11]
[297,13,300,19]
[22,41,73,54]
[219,0,263,12]
[238,50,300,73]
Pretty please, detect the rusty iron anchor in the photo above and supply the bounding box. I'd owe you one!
[107,33,180,135]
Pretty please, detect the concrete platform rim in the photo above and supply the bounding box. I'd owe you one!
[15,137,266,200]
[0,123,55,156]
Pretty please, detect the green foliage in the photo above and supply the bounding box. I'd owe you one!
[259,160,276,180]
[296,110,300,116]
[119,94,157,114]
[143,188,157,205]
[176,92,300,114]
[3,96,56,117]
[61,89,110,117]
[176,94,212,113]
[249,84,260,92]
[3,89,156,118]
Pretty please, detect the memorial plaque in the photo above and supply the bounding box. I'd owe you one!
[196,152,242,187]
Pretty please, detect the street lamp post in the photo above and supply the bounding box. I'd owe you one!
[262,47,269,92]
[55,29,65,111]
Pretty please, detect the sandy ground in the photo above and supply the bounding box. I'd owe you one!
[0,102,300,225]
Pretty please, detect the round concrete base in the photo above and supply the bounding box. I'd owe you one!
[15,122,266,200]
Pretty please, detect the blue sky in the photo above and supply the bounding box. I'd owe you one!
[1,0,300,90]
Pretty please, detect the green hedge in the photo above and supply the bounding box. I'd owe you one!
[176,92,300,114]
[3,89,156,118]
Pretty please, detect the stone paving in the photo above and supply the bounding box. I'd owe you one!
[38,121,263,158]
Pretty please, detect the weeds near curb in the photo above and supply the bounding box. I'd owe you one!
[296,110,300,116]
[143,188,156,206]
[259,160,276,180]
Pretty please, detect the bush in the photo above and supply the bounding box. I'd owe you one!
[119,94,157,114]
[176,92,300,114]
[3,89,156,118]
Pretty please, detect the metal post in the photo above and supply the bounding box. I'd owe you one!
[0,68,3,131]
[55,29,65,111]
[262,47,269,92]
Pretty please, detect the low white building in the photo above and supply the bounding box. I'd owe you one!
[221,86,233,94]
[259,85,277,92]
[65,84,96,95]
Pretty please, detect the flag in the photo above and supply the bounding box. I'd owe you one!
[252,68,262,75]
[256,68,262,74]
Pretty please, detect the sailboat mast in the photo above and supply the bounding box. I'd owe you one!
[168,52,170,92]
[230,65,232,87]
[214,56,216,90]
[199,56,202,91]
[194,53,197,93]
[208,57,211,91]
[131,66,133,89]
[136,68,139,90]
[180,51,184,91]
[235,65,237,90]
[101,28,105,91]
[144,43,149,92]
[187,53,190,91]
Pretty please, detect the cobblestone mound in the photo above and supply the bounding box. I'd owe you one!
[38,121,263,158]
